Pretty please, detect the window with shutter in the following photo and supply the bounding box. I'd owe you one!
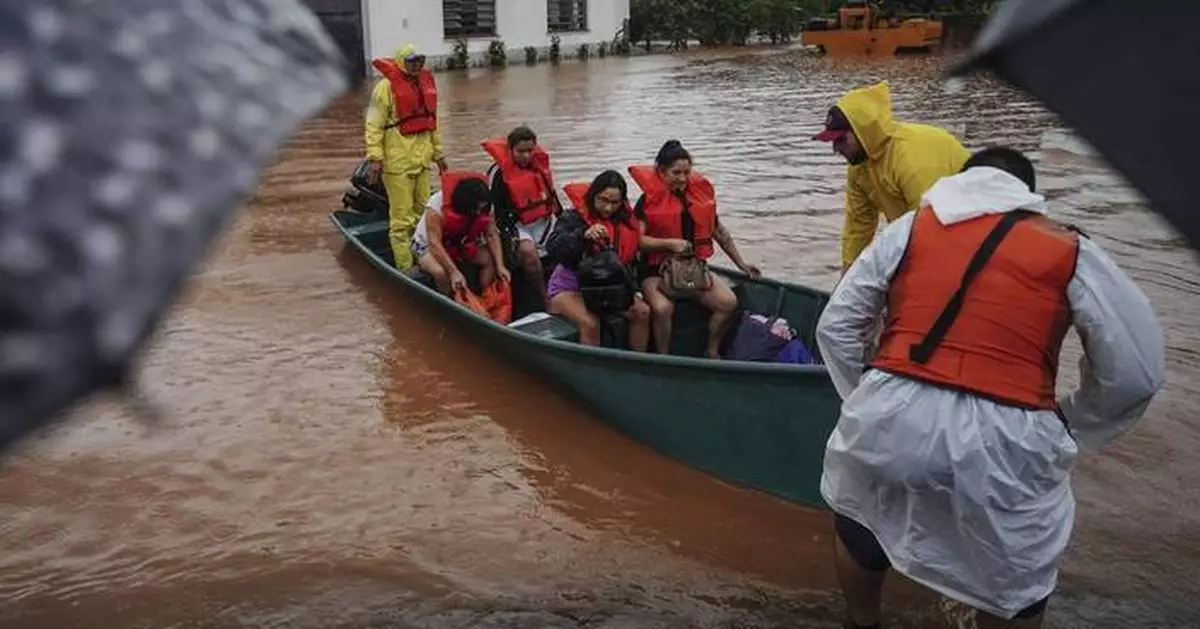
[443,0,496,38]
[547,0,587,33]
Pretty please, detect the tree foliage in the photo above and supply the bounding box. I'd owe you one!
[629,0,803,49]
[863,0,999,15]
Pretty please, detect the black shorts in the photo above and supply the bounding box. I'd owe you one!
[832,513,1050,620]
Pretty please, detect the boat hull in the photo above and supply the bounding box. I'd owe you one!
[330,210,842,509]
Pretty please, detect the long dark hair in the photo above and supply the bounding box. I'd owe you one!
[584,170,629,219]
[450,177,491,217]
[655,139,692,170]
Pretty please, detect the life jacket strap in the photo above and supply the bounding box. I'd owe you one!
[908,210,1037,364]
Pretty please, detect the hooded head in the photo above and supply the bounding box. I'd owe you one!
[814,81,897,165]
[395,43,425,75]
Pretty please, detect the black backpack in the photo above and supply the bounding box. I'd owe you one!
[578,244,634,315]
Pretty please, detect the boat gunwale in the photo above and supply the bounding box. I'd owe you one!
[331,211,834,379]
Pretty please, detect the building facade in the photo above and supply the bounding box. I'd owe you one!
[304,1,631,75]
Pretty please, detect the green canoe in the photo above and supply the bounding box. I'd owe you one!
[330,209,842,509]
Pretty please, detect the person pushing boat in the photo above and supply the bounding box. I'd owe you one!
[815,147,1165,628]
[814,80,969,273]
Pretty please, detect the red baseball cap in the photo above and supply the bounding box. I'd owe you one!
[814,106,852,142]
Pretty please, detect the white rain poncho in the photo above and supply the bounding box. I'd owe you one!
[816,166,1166,618]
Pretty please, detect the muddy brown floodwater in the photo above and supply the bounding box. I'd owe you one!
[1,47,1198,629]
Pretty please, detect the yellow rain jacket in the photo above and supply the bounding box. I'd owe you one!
[364,44,444,175]
[838,81,970,269]
[364,44,445,269]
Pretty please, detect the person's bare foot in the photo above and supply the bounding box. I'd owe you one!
[705,349,721,360]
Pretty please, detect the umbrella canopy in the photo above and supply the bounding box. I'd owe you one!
[951,0,1200,250]
[0,0,348,453]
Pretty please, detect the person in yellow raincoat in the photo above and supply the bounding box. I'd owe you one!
[364,44,448,270]
[814,81,970,272]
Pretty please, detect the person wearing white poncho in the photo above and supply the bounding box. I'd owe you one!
[815,147,1165,629]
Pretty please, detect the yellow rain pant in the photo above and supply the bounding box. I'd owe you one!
[382,169,431,270]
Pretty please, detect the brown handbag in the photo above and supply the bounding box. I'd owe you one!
[659,254,713,299]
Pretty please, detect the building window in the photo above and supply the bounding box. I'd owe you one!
[547,0,587,32]
[443,0,496,38]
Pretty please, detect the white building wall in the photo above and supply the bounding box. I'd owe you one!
[362,0,629,70]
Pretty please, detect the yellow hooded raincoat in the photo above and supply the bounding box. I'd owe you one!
[838,81,969,270]
[365,44,445,270]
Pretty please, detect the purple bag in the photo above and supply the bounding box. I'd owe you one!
[775,339,816,365]
[726,312,793,362]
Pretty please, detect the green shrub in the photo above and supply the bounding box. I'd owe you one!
[487,40,507,68]
[448,38,469,70]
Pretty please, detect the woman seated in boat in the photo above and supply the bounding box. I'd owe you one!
[482,126,562,309]
[629,140,760,359]
[544,170,651,350]
[412,171,511,295]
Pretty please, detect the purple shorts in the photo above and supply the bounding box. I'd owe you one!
[546,264,580,301]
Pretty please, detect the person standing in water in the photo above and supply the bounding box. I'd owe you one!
[364,44,447,270]
[815,147,1165,628]
[814,80,969,273]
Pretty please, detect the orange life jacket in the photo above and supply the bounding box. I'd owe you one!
[871,208,1080,411]
[439,171,492,262]
[627,165,717,267]
[481,137,559,224]
[562,182,640,265]
[372,58,437,136]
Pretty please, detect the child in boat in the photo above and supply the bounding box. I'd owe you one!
[630,140,759,358]
[481,126,562,309]
[544,170,651,350]
[411,172,510,295]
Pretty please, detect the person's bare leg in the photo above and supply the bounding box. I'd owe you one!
[642,278,673,355]
[698,276,738,359]
[549,291,601,346]
[625,297,651,352]
[975,607,1046,629]
[518,240,547,308]
[418,253,451,295]
[834,535,886,628]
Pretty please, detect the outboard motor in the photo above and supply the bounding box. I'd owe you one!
[341,159,389,215]
[578,245,634,315]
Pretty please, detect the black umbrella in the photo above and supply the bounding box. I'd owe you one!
[0,0,349,453]
[951,0,1200,250]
